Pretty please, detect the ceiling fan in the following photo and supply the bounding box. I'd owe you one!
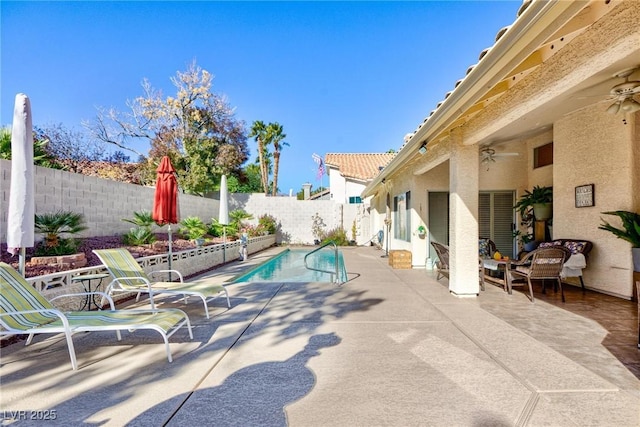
[604,67,640,114]
[480,147,519,170]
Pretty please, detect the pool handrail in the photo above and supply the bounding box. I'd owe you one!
[303,241,342,284]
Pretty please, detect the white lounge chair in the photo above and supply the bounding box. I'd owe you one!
[93,248,230,319]
[0,262,193,370]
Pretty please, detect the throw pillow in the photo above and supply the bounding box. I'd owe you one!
[564,241,586,254]
[479,239,491,258]
[539,241,562,248]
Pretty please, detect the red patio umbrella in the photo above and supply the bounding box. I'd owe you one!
[152,156,179,278]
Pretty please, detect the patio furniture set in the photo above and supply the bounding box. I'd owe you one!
[0,248,231,370]
[432,238,593,303]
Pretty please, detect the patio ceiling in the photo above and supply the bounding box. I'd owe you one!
[363,0,639,196]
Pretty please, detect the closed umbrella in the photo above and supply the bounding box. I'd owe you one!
[7,93,35,276]
[219,174,229,263]
[152,156,179,279]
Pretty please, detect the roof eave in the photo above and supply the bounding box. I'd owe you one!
[361,0,588,198]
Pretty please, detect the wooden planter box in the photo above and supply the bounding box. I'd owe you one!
[389,250,412,269]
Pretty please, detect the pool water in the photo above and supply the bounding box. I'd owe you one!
[233,249,348,283]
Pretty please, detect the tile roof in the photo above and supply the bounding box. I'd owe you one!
[324,153,396,181]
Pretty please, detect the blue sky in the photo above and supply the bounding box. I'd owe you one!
[1,1,521,193]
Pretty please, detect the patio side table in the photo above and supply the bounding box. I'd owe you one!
[71,273,109,311]
[482,258,512,293]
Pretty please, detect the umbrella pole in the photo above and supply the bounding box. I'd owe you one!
[18,248,26,276]
[168,224,173,282]
[223,226,226,263]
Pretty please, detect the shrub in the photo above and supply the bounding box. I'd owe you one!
[230,209,254,232]
[122,210,155,228]
[179,216,207,240]
[321,227,349,246]
[34,210,87,256]
[121,210,156,244]
[257,214,278,235]
[122,227,157,246]
[208,218,237,237]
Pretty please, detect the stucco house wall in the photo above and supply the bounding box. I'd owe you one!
[328,167,346,202]
[525,131,554,190]
[554,104,638,297]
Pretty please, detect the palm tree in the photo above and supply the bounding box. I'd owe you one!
[248,121,270,194]
[1,126,59,167]
[34,211,88,255]
[267,122,288,196]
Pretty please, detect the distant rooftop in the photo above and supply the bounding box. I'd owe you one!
[324,153,395,181]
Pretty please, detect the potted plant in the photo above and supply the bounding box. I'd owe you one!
[513,230,537,252]
[416,225,426,238]
[599,210,640,272]
[514,185,553,221]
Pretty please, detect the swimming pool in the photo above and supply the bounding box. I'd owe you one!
[233,248,348,283]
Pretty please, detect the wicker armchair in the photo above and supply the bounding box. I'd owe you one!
[431,242,450,280]
[510,246,571,302]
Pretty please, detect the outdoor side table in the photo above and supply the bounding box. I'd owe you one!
[481,258,512,294]
[71,273,109,311]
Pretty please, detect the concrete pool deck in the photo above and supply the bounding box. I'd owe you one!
[1,246,639,426]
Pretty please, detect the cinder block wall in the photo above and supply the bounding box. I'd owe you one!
[1,160,347,245]
[0,160,218,240]
[227,193,343,245]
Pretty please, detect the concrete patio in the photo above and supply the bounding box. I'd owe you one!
[1,246,639,426]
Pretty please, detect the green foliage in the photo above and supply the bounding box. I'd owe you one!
[122,210,155,228]
[257,214,278,234]
[513,185,552,245]
[514,185,553,216]
[34,238,81,256]
[229,209,253,232]
[179,216,208,240]
[1,126,62,168]
[34,211,88,256]
[321,227,349,246]
[122,227,157,246]
[599,211,640,248]
[267,122,288,196]
[249,121,288,195]
[120,210,156,245]
[88,61,249,196]
[208,218,232,237]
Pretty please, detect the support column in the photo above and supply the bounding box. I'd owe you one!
[449,132,480,296]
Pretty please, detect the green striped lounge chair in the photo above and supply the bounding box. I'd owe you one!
[93,248,230,319]
[0,262,193,370]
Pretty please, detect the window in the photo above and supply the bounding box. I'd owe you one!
[479,191,515,258]
[348,196,362,204]
[533,142,553,168]
[394,191,411,242]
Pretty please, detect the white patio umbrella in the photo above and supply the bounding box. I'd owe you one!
[219,175,229,263]
[7,93,35,276]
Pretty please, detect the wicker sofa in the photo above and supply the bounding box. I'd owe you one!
[521,239,593,290]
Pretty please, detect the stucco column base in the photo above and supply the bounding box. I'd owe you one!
[449,291,479,298]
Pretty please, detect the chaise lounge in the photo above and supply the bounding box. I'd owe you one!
[94,248,231,319]
[0,262,193,370]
